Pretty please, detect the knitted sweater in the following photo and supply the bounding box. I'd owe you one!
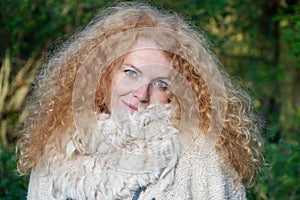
[27,105,246,199]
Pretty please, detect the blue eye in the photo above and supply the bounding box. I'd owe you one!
[152,80,168,89]
[124,69,137,77]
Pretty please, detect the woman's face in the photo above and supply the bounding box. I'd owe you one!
[109,39,171,113]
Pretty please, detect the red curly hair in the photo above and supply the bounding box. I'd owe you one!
[18,2,263,187]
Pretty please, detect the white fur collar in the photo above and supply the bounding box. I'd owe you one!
[46,104,180,199]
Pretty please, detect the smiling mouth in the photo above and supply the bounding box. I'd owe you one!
[123,101,138,112]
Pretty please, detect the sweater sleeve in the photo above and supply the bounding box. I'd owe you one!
[190,146,247,200]
[27,168,49,200]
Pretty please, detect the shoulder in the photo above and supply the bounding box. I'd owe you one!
[187,135,247,199]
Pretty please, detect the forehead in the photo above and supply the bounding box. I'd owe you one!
[124,39,171,68]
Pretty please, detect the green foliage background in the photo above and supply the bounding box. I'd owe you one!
[0,0,299,199]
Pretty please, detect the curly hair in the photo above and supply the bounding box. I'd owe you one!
[17,2,263,186]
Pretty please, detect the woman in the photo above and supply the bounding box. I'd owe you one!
[18,3,263,199]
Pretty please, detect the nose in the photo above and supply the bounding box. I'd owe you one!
[132,84,150,102]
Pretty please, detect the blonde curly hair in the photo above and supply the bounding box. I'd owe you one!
[17,2,263,187]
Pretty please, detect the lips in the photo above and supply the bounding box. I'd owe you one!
[122,100,138,112]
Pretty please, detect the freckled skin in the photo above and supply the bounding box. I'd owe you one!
[109,40,171,113]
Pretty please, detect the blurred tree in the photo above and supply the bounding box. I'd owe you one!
[0,0,111,146]
[279,1,300,140]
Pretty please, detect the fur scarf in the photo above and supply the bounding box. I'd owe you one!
[28,104,180,200]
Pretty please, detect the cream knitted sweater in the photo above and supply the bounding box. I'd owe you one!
[27,105,246,200]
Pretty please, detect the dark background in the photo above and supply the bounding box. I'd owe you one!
[0,0,299,199]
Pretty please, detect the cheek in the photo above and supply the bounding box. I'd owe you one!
[109,75,137,108]
[151,91,169,104]
[112,77,136,96]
